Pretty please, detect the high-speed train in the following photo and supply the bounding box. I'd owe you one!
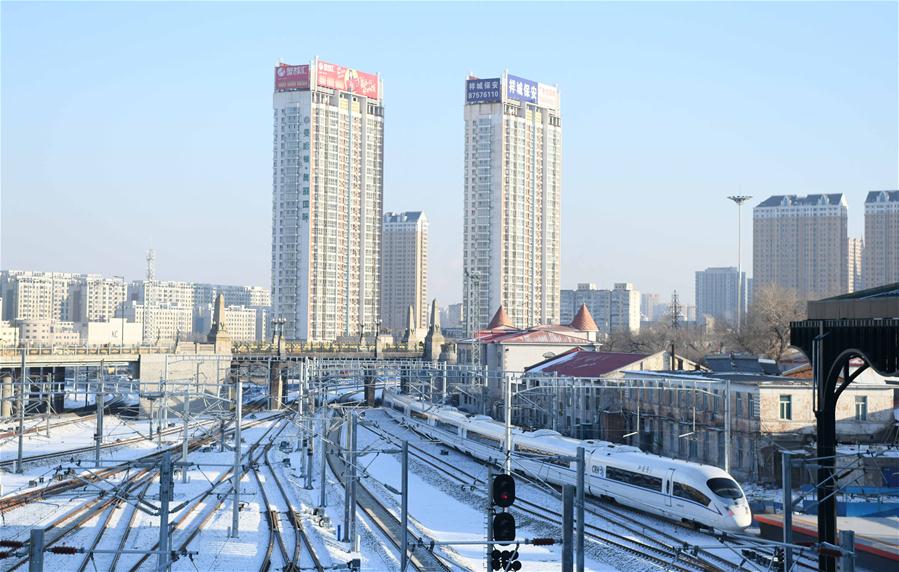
[383,390,751,532]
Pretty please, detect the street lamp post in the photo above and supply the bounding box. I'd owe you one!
[726,195,751,332]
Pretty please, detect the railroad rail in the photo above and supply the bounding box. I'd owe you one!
[0,415,279,571]
[262,446,326,572]
[368,410,730,572]
[326,413,452,572]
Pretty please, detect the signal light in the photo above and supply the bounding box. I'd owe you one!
[492,512,516,542]
[492,474,516,508]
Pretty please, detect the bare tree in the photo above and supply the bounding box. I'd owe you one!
[733,283,805,360]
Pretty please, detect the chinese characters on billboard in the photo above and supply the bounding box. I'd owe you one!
[537,82,560,111]
[274,64,310,92]
[316,60,379,100]
[506,74,538,104]
[466,78,501,104]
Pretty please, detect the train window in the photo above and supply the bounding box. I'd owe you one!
[435,420,458,434]
[410,410,428,421]
[468,432,501,448]
[516,444,570,467]
[606,466,662,491]
[707,478,743,500]
[673,481,711,506]
[393,403,405,413]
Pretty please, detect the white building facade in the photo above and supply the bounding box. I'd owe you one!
[863,190,899,289]
[753,194,848,300]
[380,211,428,335]
[463,73,561,332]
[272,59,384,341]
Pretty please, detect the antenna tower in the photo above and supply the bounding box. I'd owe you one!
[146,249,156,281]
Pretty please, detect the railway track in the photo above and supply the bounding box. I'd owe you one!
[367,410,731,572]
[262,446,326,572]
[0,415,279,571]
[326,413,453,572]
[120,417,289,572]
[0,398,270,470]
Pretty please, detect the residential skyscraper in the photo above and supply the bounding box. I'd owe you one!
[695,267,745,325]
[862,190,899,289]
[462,72,561,332]
[847,237,863,293]
[271,60,384,341]
[381,212,428,335]
[753,194,848,300]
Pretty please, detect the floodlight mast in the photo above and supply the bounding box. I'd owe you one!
[727,195,752,332]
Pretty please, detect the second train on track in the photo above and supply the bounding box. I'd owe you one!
[382,390,752,533]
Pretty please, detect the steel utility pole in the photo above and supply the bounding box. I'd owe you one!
[348,411,358,549]
[229,376,243,538]
[16,349,26,474]
[28,528,44,572]
[157,452,173,572]
[181,390,190,484]
[318,415,327,509]
[95,363,105,468]
[782,451,793,572]
[724,379,731,474]
[727,195,751,331]
[576,447,585,572]
[400,440,409,572]
[562,484,574,572]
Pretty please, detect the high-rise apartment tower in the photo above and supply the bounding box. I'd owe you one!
[272,59,384,341]
[381,212,428,335]
[862,190,899,289]
[462,72,561,332]
[753,194,848,300]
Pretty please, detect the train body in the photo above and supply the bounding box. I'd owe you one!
[383,390,751,532]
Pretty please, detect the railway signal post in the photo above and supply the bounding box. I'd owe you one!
[489,473,520,571]
[562,484,574,572]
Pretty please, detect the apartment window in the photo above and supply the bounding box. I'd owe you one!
[779,395,792,420]
[854,396,867,421]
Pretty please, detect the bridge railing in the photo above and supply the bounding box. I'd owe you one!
[232,341,423,354]
[0,343,174,357]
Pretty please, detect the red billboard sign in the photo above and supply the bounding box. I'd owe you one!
[316,60,379,100]
[275,64,310,91]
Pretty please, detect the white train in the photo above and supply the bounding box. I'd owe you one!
[383,390,752,532]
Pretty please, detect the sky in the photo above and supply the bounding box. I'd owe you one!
[2,1,897,307]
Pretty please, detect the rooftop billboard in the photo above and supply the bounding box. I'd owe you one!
[466,77,502,104]
[316,60,379,100]
[274,64,310,92]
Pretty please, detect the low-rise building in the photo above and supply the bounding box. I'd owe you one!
[614,370,894,483]
[77,318,142,346]
[17,319,82,346]
[124,302,193,345]
[194,304,263,342]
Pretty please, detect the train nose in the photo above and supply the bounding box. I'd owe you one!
[730,505,752,529]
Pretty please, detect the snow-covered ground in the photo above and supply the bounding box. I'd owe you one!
[3,403,803,571]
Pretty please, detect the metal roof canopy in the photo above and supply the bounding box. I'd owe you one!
[790,282,899,572]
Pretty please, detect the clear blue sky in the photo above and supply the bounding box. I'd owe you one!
[2,1,896,306]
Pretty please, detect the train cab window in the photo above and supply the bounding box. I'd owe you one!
[673,481,711,506]
[707,478,743,500]
[607,466,662,491]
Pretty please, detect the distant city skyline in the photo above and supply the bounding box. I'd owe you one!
[2,2,896,307]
